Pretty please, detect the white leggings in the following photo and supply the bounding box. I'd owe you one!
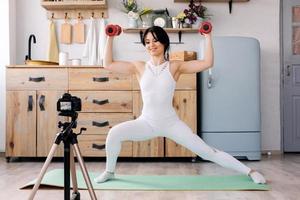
[105,115,251,175]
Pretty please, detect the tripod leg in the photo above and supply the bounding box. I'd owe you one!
[28,144,58,200]
[70,146,79,197]
[73,144,97,200]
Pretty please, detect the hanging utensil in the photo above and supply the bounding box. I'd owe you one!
[74,12,85,44]
[61,12,72,44]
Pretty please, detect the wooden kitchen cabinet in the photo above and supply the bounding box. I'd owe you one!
[6,66,197,158]
[69,68,134,157]
[6,90,67,157]
[6,67,68,158]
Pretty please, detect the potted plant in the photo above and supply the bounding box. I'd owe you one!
[183,0,210,28]
[122,0,139,28]
[122,0,139,13]
[176,11,186,28]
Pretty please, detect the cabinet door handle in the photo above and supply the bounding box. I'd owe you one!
[92,121,109,127]
[93,77,109,82]
[92,99,109,105]
[29,77,45,82]
[28,95,33,111]
[39,95,45,111]
[92,143,106,150]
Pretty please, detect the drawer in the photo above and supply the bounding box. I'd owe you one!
[6,68,68,90]
[132,73,196,90]
[69,68,132,90]
[75,113,134,135]
[70,91,133,112]
[78,135,133,157]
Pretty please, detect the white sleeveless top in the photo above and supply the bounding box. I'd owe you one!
[139,61,177,119]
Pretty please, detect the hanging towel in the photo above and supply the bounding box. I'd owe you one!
[48,20,59,62]
[97,18,107,66]
[83,17,97,65]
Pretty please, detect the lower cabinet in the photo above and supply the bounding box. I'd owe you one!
[6,90,66,157]
[6,66,196,158]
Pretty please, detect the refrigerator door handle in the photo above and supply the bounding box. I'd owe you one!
[207,68,213,88]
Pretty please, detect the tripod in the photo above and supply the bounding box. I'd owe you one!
[28,112,97,200]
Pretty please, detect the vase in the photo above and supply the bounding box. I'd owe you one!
[141,13,152,28]
[128,17,138,28]
[192,17,204,29]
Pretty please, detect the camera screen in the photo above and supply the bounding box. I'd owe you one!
[60,102,72,110]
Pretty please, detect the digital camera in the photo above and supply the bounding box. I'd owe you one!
[57,93,81,116]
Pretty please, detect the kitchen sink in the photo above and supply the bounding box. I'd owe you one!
[25,60,59,65]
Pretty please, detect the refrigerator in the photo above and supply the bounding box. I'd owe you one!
[198,36,261,160]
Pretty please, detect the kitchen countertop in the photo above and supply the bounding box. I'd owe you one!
[7,65,105,68]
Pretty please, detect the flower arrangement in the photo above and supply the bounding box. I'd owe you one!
[122,0,139,13]
[122,1,152,20]
[122,1,153,28]
[183,0,209,24]
[176,11,186,21]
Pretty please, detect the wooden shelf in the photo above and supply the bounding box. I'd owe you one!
[41,0,107,10]
[123,28,199,33]
[174,0,249,2]
[174,0,249,13]
[41,0,108,19]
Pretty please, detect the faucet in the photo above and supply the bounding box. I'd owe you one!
[25,34,36,60]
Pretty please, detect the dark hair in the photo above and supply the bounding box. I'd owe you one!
[142,26,170,60]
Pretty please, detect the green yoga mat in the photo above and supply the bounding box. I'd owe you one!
[21,169,270,191]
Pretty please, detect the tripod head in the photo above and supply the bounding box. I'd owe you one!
[58,111,78,129]
[58,111,86,135]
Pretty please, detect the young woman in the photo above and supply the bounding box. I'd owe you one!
[94,26,266,184]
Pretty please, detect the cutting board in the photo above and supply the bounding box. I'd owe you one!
[61,22,72,44]
[74,21,85,43]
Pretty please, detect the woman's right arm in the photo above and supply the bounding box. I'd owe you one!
[103,36,142,75]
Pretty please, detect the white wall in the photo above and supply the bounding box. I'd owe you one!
[0,0,11,152]
[3,0,280,151]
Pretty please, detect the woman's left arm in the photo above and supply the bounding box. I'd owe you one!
[178,33,214,74]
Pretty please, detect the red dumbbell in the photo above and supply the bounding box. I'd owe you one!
[199,21,212,35]
[105,24,122,36]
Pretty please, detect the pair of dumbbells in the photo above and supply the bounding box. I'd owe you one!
[105,24,122,36]
[105,22,212,36]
